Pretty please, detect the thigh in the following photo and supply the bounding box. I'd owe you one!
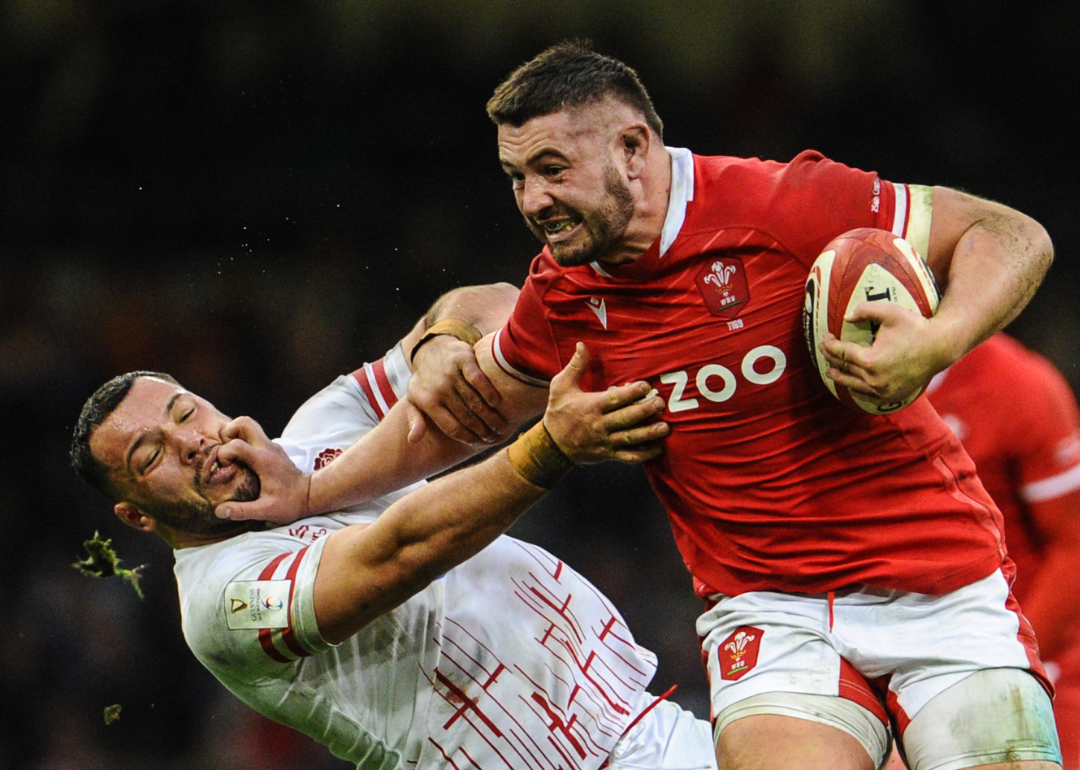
[899,668,1061,770]
[717,711,876,770]
[1052,670,1080,770]
[715,693,889,770]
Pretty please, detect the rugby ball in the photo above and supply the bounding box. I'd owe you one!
[803,228,939,414]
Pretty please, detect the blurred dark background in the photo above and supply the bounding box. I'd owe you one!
[1,2,1076,767]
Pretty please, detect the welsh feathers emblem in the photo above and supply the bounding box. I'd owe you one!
[718,625,763,681]
[695,255,751,319]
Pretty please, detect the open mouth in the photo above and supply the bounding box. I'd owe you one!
[202,447,230,486]
[539,217,581,241]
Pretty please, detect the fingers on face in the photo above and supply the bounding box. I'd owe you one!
[221,416,247,440]
[223,415,267,445]
[216,498,270,522]
[218,438,253,465]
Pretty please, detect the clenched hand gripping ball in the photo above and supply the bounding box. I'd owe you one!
[803,228,939,414]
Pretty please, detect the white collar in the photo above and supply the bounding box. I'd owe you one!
[659,146,694,258]
[588,146,694,277]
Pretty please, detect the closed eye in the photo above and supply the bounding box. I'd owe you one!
[139,445,162,475]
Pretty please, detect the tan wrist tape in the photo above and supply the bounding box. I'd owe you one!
[409,318,483,364]
[506,420,576,490]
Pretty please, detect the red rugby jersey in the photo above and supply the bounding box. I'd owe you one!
[927,333,1080,667]
[493,149,1006,598]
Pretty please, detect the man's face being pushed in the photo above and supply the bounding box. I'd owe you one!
[90,376,261,539]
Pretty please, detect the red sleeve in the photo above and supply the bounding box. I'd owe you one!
[492,255,565,385]
[1005,348,1080,660]
[1013,351,1080,502]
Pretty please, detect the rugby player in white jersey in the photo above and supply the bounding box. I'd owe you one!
[70,283,717,770]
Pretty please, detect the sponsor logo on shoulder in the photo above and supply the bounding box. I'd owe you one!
[224,580,290,630]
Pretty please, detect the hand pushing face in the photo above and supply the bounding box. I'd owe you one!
[89,377,260,537]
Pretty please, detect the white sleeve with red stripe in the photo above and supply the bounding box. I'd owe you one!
[275,342,412,473]
[247,534,335,664]
[175,523,341,678]
[350,341,411,420]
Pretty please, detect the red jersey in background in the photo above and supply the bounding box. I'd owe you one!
[927,333,1080,767]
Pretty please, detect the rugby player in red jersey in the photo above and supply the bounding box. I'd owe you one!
[924,333,1080,769]
[221,42,1060,770]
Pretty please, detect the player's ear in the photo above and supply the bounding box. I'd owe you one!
[114,502,157,533]
[620,124,651,178]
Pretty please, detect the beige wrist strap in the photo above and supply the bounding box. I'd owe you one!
[506,420,575,489]
[409,318,482,364]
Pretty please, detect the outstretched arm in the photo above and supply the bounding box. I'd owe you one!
[214,282,519,523]
[823,187,1053,406]
[304,330,549,516]
[309,343,668,643]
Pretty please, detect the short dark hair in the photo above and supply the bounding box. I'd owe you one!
[71,371,180,499]
[487,40,663,139]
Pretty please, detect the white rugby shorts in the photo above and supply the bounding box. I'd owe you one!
[698,568,1056,764]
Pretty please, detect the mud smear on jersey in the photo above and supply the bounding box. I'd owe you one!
[73,531,146,599]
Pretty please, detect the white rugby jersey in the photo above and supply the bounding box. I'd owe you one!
[174,342,659,769]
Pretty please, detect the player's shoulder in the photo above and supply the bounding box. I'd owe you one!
[689,149,871,222]
[174,528,307,599]
[522,248,601,300]
[968,333,1065,389]
[276,373,386,472]
[692,149,837,184]
[281,374,371,437]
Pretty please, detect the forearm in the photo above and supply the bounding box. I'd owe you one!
[306,400,481,515]
[375,451,547,583]
[313,430,556,642]
[312,344,667,642]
